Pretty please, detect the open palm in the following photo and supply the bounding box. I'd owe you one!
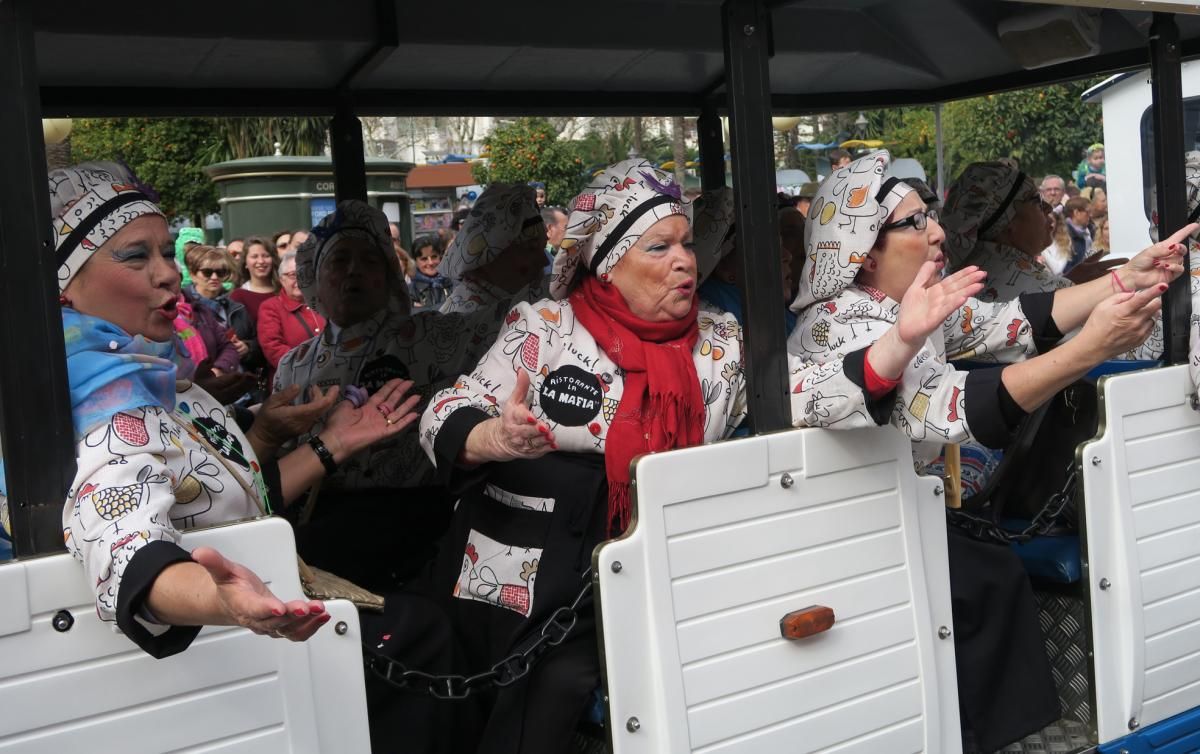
[896,263,986,347]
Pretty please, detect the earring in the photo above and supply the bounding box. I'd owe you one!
[58,293,73,307]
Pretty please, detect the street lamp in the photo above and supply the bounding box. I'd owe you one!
[853,112,869,139]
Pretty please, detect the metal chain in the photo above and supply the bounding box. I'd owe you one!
[946,459,1079,545]
[364,569,593,701]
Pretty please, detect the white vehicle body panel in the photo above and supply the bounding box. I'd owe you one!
[0,516,369,754]
[1082,364,1200,744]
[596,426,960,753]
[1090,61,1200,257]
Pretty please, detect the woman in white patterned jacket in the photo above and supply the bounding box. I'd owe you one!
[787,149,1193,751]
[789,150,1191,470]
[22,163,421,659]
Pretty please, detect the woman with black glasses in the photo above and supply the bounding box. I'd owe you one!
[789,149,1194,753]
[185,245,257,376]
[942,159,1124,296]
[789,151,1190,468]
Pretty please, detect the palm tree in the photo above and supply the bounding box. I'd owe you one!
[199,117,330,163]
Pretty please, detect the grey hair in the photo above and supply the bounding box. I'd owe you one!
[1040,174,1066,188]
[279,250,298,270]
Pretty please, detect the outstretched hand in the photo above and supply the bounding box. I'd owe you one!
[1119,223,1197,290]
[191,546,329,641]
[895,263,986,348]
[321,378,421,460]
[1077,283,1167,361]
[462,369,558,465]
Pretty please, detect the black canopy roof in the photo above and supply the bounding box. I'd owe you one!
[32,0,1200,117]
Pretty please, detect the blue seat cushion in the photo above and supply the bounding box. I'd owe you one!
[1086,359,1158,381]
[1002,519,1081,584]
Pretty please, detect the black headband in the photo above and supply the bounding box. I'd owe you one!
[977,172,1027,238]
[56,191,153,267]
[875,177,905,203]
[588,194,679,275]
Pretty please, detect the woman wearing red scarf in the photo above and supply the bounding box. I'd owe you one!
[385,160,746,753]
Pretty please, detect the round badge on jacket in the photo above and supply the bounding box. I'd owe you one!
[539,365,603,426]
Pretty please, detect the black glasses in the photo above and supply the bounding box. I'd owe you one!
[196,267,231,280]
[881,208,939,233]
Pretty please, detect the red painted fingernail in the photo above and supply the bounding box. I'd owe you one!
[310,604,325,615]
[293,609,307,617]
[1161,284,1169,291]
[319,613,331,622]
[526,417,536,425]
[271,608,285,617]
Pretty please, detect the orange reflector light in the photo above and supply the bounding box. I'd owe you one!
[780,605,836,640]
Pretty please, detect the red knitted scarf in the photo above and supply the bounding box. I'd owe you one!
[569,276,705,534]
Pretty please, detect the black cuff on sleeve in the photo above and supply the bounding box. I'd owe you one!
[964,367,1027,449]
[841,347,899,426]
[996,378,1027,429]
[116,540,202,659]
[1019,292,1064,353]
[433,406,494,493]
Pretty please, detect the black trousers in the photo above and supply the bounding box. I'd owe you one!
[948,528,1060,752]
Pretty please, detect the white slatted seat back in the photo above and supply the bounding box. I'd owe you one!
[0,516,369,754]
[1082,364,1200,744]
[596,426,961,753]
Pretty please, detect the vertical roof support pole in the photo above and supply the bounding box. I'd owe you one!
[0,0,76,556]
[722,0,791,432]
[1150,12,1189,365]
[698,104,726,191]
[332,97,368,204]
[934,103,945,199]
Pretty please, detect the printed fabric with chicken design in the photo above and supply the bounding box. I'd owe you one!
[788,283,1038,468]
[63,381,262,630]
[419,298,749,460]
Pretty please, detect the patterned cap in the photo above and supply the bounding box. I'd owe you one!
[549,159,691,299]
[440,183,544,280]
[295,199,407,318]
[692,187,737,283]
[49,162,164,293]
[940,159,1038,267]
[790,150,913,312]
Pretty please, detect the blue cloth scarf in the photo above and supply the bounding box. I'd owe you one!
[0,309,184,498]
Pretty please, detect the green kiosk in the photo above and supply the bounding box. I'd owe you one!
[204,155,415,246]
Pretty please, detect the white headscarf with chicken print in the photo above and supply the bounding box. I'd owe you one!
[790,150,913,312]
[550,159,691,299]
